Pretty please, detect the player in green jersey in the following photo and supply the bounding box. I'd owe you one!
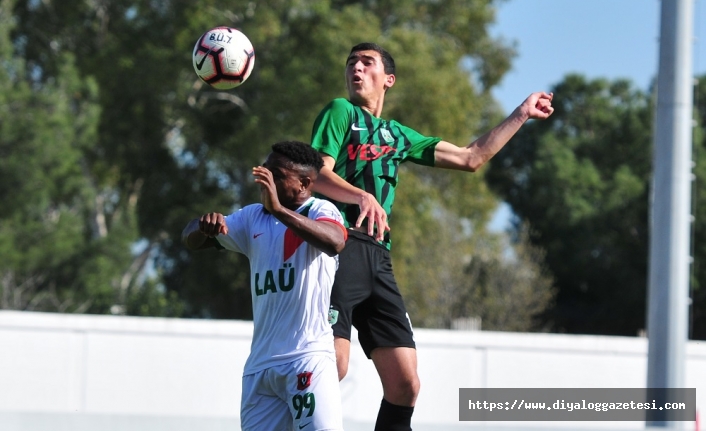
[310,42,554,431]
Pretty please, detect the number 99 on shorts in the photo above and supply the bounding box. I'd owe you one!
[292,392,316,419]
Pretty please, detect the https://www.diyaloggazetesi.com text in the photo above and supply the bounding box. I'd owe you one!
[458,388,696,421]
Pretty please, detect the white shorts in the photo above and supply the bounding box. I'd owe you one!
[241,354,343,431]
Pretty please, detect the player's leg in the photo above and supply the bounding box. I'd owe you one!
[356,244,418,431]
[371,346,419,431]
[240,371,291,431]
[329,230,374,381]
[366,340,419,431]
[371,346,420,406]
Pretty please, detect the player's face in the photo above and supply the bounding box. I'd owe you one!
[345,50,393,104]
[262,153,306,207]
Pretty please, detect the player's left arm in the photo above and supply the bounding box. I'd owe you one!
[434,91,554,172]
[254,166,346,256]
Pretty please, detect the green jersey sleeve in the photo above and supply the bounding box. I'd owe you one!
[394,121,441,167]
[310,98,351,159]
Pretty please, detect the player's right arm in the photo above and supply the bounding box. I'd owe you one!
[181,213,228,250]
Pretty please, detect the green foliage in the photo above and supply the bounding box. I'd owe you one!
[453,226,555,331]
[125,280,185,318]
[487,75,659,335]
[392,167,555,331]
[166,0,522,320]
[4,0,557,330]
[6,0,704,340]
[0,10,110,312]
[2,0,190,315]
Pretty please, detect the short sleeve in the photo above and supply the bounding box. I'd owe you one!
[395,122,441,167]
[310,98,351,159]
[310,199,345,226]
[215,208,251,254]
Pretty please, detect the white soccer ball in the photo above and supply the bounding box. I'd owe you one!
[192,27,255,90]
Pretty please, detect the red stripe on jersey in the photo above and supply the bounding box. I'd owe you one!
[283,218,347,260]
[283,228,305,261]
[316,218,348,241]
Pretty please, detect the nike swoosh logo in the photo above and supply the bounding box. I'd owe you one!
[253,232,264,239]
[298,423,312,429]
[351,124,366,131]
[194,48,212,71]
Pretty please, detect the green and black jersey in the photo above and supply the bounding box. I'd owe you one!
[310,98,442,249]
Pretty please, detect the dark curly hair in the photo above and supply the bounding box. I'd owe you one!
[349,42,395,75]
[271,141,324,173]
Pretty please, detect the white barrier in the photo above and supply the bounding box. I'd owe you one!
[0,310,703,431]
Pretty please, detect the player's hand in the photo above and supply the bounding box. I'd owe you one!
[355,192,390,242]
[518,92,554,120]
[253,166,282,213]
[199,212,228,237]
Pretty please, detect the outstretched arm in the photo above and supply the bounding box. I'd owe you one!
[311,155,389,242]
[434,92,554,171]
[254,166,346,256]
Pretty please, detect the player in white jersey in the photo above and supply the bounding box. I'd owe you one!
[182,141,347,431]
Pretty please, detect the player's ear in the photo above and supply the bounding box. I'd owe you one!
[384,74,395,90]
[299,176,312,191]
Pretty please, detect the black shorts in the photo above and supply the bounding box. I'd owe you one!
[329,230,415,358]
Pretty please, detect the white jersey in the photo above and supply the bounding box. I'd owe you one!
[216,197,345,375]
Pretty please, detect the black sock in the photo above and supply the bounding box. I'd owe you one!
[374,398,414,431]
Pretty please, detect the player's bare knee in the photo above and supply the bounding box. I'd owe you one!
[383,374,420,405]
[409,374,421,399]
[400,374,420,400]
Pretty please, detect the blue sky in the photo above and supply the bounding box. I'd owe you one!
[487,0,706,231]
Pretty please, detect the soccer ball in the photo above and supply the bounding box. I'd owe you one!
[192,27,255,90]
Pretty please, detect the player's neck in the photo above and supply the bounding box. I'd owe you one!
[355,95,385,118]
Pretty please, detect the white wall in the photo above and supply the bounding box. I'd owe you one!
[0,310,704,431]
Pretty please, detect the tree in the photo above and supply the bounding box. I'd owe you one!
[390,166,555,331]
[487,75,662,336]
[0,0,107,312]
[164,0,533,321]
[5,0,556,327]
[4,0,185,316]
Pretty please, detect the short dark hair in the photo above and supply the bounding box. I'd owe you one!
[349,42,395,75]
[271,141,324,173]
